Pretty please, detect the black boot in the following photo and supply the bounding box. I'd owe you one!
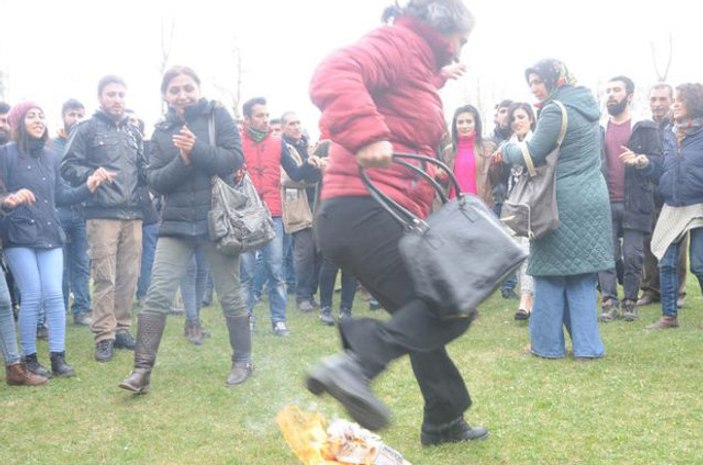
[23,353,52,379]
[118,312,167,394]
[420,417,489,446]
[225,315,253,386]
[306,352,390,431]
[50,352,76,377]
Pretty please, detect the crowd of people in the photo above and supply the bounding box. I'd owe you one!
[0,0,702,449]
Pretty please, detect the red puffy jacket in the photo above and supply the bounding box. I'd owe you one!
[310,16,454,218]
[242,130,284,217]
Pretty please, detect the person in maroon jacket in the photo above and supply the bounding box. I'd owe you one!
[306,0,486,447]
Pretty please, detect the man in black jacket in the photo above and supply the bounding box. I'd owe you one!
[598,76,661,322]
[61,75,146,362]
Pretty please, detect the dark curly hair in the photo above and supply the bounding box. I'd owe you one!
[676,83,703,119]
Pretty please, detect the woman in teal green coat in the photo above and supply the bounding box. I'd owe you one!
[501,59,613,359]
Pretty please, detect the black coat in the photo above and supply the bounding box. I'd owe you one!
[60,111,146,220]
[148,99,243,238]
[600,120,662,232]
[0,142,92,249]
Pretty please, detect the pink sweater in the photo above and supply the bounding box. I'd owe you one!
[451,133,477,197]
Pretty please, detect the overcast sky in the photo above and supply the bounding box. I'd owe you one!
[1,0,700,138]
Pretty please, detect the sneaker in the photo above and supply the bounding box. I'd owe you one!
[319,308,335,326]
[297,300,315,313]
[621,300,639,322]
[339,308,352,322]
[368,300,382,311]
[73,312,92,326]
[114,330,136,350]
[273,321,291,337]
[94,340,114,362]
[599,300,620,322]
[645,316,679,330]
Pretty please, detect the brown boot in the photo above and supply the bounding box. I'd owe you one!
[645,315,679,330]
[6,362,49,386]
[225,315,253,386]
[185,319,205,345]
[118,312,167,394]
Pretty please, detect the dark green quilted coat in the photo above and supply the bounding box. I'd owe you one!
[503,86,614,276]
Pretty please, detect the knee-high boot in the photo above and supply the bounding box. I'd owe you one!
[118,312,167,394]
[225,315,253,386]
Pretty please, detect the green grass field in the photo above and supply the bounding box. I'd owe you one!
[1,281,701,465]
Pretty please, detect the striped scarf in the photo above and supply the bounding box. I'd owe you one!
[675,117,703,146]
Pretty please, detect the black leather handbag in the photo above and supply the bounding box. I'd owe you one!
[360,153,528,318]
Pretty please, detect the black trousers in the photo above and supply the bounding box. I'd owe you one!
[315,196,473,427]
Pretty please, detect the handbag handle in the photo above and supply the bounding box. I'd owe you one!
[519,100,568,177]
[358,153,464,232]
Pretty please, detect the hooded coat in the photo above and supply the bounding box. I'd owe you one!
[503,85,614,276]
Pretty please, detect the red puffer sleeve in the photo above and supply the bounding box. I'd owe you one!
[309,27,406,154]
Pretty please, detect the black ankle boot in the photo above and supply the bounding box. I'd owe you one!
[420,417,489,446]
[50,352,76,377]
[118,312,167,394]
[23,353,52,379]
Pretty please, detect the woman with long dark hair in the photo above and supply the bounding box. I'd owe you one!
[0,102,104,378]
[505,102,537,320]
[119,65,251,394]
[444,104,496,206]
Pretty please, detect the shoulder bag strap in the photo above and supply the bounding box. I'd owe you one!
[519,100,569,178]
[358,152,463,232]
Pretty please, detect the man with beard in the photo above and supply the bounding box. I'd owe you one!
[0,102,10,145]
[61,76,146,362]
[598,76,661,322]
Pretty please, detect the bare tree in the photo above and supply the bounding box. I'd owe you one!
[650,33,673,83]
[213,42,244,118]
[158,16,176,112]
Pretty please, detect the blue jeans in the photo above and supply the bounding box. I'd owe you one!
[659,227,703,317]
[59,209,92,315]
[137,222,160,299]
[240,217,287,325]
[318,257,356,310]
[5,247,66,355]
[180,247,209,322]
[0,272,20,365]
[530,273,605,359]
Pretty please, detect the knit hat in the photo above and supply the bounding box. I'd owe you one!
[7,101,43,130]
